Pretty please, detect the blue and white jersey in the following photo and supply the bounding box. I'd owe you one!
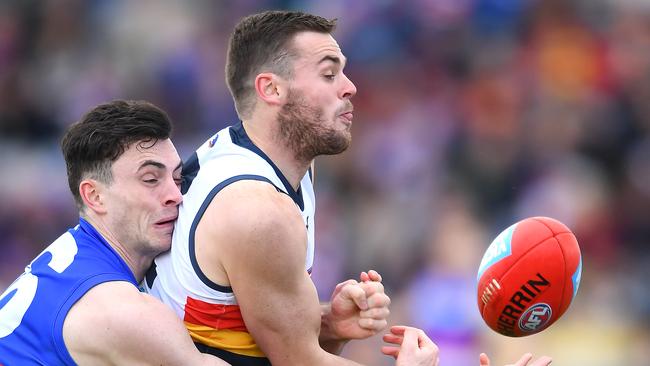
[0,218,137,365]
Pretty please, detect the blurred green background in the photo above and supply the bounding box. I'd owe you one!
[1,0,649,364]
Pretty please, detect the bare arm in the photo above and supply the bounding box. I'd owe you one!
[198,181,364,366]
[63,281,229,365]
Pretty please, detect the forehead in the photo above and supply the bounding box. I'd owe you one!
[291,31,346,67]
[113,138,180,172]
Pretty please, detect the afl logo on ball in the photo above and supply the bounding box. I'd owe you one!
[519,303,552,333]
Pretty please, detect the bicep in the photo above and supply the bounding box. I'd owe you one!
[216,197,324,364]
[64,282,229,365]
[121,295,230,365]
[234,239,324,364]
[202,185,362,366]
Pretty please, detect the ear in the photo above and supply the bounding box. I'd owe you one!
[254,72,286,106]
[79,179,107,215]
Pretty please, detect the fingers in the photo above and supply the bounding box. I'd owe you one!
[338,279,390,313]
[382,333,404,345]
[381,346,400,358]
[358,290,390,331]
[360,271,369,282]
[359,304,390,320]
[368,269,382,282]
[360,269,382,283]
[339,281,369,310]
[382,327,408,359]
[388,325,408,336]
[384,326,439,365]
[400,326,419,352]
[334,279,359,293]
[382,326,409,347]
[401,327,439,365]
[480,353,490,366]
[358,317,388,331]
[363,292,390,313]
[511,353,533,366]
[359,280,389,312]
[411,327,437,353]
[482,353,552,366]
[360,279,386,297]
[530,356,553,366]
[510,353,552,366]
[389,326,435,351]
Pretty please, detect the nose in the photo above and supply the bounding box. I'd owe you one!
[163,178,183,207]
[340,72,357,100]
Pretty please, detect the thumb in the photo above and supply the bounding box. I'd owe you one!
[339,282,368,310]
[480,353,490,366]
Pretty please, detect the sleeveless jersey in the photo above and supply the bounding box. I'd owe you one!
[144,122,315,365]
[0,218,138,365]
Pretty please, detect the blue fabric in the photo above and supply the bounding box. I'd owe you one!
[0,218,137,365]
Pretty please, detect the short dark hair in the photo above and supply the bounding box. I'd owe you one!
[226,10,337,119]
[61,100,172,209]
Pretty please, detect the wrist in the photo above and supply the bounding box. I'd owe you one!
[319,303,349,354]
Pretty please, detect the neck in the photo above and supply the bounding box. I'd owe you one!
[82,214,153,283]
[242,118,311,190]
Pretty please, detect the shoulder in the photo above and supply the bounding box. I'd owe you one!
[205,179,304,242]
[200,179,307,269]
[63,281,160,344]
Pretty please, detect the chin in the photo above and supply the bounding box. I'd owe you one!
[153,233,173,251]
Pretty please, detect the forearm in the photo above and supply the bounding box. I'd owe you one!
[319,302,349,355]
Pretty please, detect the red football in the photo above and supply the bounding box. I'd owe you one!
[477,216,582,337]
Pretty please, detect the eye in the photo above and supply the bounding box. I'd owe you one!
[324,74,335,80]
[144,179,158,184]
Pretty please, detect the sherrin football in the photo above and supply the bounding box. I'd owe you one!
[477,216,582,337]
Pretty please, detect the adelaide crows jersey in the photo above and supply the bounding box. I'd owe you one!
[0,219,138,365]
[144,122,315,365]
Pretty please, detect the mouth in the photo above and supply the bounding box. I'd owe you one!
[154,216,177,230]
[339,111,354,124]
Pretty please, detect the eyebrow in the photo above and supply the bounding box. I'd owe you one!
[318,55,346,67]
[137,160,182,172]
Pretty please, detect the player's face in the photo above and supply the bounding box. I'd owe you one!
[277,31,357,162]
[103,138,182,255]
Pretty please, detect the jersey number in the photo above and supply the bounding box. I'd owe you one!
[0,232,78,338]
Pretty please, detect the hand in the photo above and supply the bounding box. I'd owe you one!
[480,352,552,366]
[324,270,391,340]
[382,326,439,366]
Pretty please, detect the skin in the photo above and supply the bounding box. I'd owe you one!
[479,353,553,366]
[383,326,440,366]
[62,138,229,365]
[194,30,548,366]
[192,31,413,365]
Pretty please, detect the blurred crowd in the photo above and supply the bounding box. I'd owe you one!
[1,0,649,364]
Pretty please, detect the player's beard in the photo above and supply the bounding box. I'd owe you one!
[277,89,351,163]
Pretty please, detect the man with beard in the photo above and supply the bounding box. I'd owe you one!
[143,10,547,366]
[142,10,437,366]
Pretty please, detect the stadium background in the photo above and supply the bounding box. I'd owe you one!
[1,0,649,364]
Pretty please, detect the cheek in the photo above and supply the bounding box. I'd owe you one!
[303,88,332,109]
[313,95,338,119]
[109,189,152,220]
